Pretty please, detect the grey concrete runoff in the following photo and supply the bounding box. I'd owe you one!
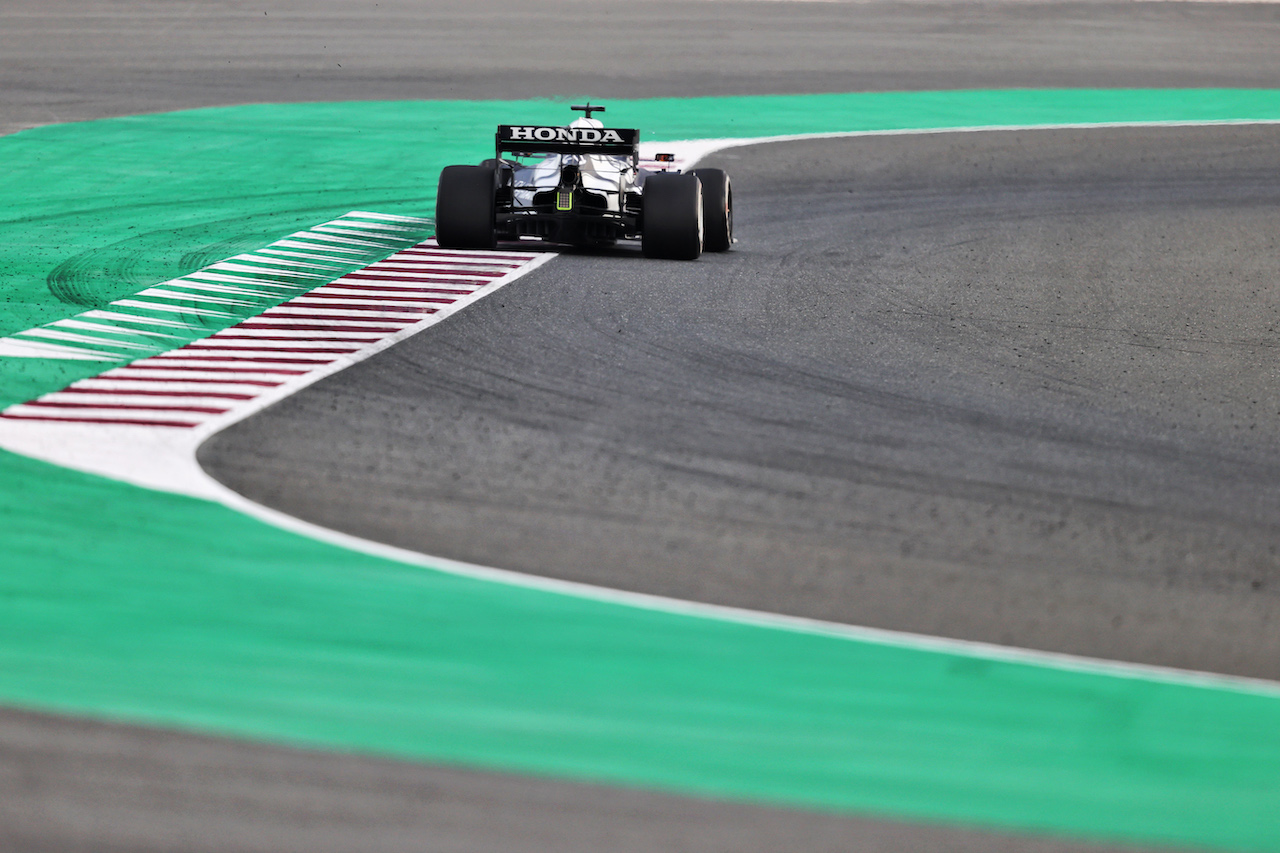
[6,1,1280,851]
[1,705,1179,853]
[6,0,1280,136]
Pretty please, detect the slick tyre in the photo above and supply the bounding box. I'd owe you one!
[436,165,497,249]
[642,173,703,260]
[691,168,732,252]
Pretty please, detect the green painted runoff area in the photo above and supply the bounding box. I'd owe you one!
[2,90,1280,850]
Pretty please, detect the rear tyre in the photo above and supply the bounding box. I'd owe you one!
[436,165,497,249]
[642,173,703,260]
[691,168,732,252]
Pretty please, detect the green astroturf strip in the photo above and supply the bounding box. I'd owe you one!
[3,90,1280,850]
[1,447,1279,851]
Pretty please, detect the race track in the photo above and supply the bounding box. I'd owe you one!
[4,1,1280,851]
[203,123,1280,680]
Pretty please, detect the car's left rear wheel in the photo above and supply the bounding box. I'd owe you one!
[436,165,497,249]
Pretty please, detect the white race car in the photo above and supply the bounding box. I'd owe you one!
[435,104,732,260]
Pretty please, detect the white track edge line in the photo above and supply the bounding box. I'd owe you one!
[201,477,1280,698]
[650,118,1280,159]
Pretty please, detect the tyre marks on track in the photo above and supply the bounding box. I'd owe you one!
[1,237,548,430]
[0,211,432,363]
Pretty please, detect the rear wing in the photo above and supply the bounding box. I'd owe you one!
[497,125,640,164]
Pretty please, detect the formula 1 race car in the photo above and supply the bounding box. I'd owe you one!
[435,104,732,260]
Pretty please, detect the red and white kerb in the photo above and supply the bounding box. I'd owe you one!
[1,241,545,429]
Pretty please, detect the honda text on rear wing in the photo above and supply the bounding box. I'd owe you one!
[497,124,640,166]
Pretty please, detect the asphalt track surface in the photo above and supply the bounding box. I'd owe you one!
[5,1,1280,851]
[206,122,1280,682]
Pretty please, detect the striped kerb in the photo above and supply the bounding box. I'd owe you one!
[1,236,544,429]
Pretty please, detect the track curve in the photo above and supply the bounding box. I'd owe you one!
[9,2,1280,851]
[202,123,1280,680]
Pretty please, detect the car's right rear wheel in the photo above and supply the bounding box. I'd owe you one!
[690,168,732,252]
[436,165,497,249]
[642,173,703,260]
